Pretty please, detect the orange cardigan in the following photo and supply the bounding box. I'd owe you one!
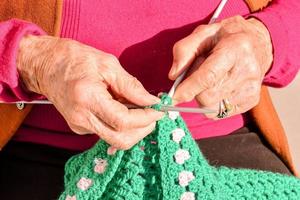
[0,0,297,176]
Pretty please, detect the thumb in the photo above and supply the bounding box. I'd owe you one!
[111,72,160,106]
[168,24,220,80]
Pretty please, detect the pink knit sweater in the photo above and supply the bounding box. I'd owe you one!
[0,0,299,151]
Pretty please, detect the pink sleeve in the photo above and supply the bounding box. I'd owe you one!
[249,0,300,87]
[0,19,46,102]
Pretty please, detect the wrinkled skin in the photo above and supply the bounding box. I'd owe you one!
[17,35,164,150]
[169,16,273,118]
[16,15,272,149]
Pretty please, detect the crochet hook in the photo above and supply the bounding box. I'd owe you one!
[125,103,216,114]
[1,100,217,114]
[168,0,228,97]
[159,105,216,114]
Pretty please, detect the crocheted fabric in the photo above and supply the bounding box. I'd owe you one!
[59,94,300,200]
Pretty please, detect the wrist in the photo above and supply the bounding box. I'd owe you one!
[247,18,273,75]
[16,35,58,95]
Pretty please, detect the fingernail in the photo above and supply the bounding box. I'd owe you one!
[151,96,161,104]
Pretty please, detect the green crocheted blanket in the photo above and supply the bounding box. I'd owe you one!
[59,94,300,200]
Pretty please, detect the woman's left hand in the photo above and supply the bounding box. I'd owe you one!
[169,16,273,119]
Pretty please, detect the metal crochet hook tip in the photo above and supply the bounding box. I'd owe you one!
[159,105,217,114]
[117,103,217,114]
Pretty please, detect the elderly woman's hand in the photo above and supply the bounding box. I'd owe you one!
[17,35,163,150]
[169,16,273,118]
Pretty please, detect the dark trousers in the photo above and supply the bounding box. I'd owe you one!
[0,126,292,200]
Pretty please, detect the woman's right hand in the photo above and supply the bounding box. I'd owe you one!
[16,35,163,150]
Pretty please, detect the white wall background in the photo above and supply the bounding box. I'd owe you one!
[269,73,300,172]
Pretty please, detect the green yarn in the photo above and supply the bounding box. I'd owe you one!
[150,94,172,111]
[59,94,300,200]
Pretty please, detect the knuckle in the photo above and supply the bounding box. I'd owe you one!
[176,91,194,103]
[247,64,260,77]
[105,53,118,62]
[105,53,119,63]
[99,54,120,81]
[196,92,215,107]
[193,24,208,33]
[71,83,91,105]
[127,76,143,90]
[238,35,253,52]
[99,62,115,81]
[68,112,86,127]
[173,41,184,53]
[173,39,190,56]
[203,69,218,88]
[111,113,128,131]
[101,54,119,69]
[232,15,244,22]
[223,15,244,25]
[86,116,102,134]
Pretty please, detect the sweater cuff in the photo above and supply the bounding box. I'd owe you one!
[0,19,47,102]
[246,12,295,87]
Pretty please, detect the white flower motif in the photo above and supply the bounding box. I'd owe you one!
[172,128,185,143]
[94,158,108,174]
[180,192,195,200]
[107,146,117,155]
[178,171,195,187]
[77,177,93,191]
[174,149,190,164]
[168,111,179,120]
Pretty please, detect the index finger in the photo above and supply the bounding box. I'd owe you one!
[173,48,234,104]
[92,89,164,131]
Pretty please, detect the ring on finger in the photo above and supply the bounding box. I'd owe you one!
[217,98,233,119]
[223,98,233,113]
[217,100,227,119]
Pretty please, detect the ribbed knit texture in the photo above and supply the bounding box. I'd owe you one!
[59,94,300,200]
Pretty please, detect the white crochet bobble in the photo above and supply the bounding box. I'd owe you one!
[172,128,185,143]
[178,171,195,187]
[180,192,195,200]
[94,158,108,174]
[174,149,191,164]
[77,177,93,191]
[168,111,180,120]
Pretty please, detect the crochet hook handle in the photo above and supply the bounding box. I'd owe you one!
[168,0,228,98]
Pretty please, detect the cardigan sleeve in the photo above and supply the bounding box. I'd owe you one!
[249,0,300,87]
[0,19,46,102]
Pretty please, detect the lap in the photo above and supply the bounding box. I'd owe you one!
[196,125,292,175]
[0,125,292,200]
